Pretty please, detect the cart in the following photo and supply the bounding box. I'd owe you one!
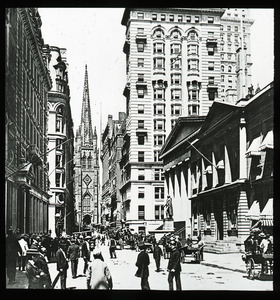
[242,251,273,280]
[180,245,203,263]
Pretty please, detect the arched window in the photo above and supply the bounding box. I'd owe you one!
[56,105,65,133]
[221,65,225,72]
[170,29,181,40]
[188,30,198,41]
[153,28,164,39]
[228,65,232,73]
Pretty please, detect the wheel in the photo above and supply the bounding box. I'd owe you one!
[246,258,255,280]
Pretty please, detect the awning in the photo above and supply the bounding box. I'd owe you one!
[245,200,260,220]
[261,219,273,226]
[259,130,273,151]
[260,198,273,220]
[216,160,224,169]
[246,136,262,157]
[204,165,213,174]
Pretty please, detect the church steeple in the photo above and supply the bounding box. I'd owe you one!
[79,64,94,146]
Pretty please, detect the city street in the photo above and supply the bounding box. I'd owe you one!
[8,244,273,291]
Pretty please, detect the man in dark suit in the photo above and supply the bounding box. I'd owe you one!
[67,239,80,279]
[167,239,182,290]
[135,241,150,290]
[56,238,69,289]
[81,236,91,274]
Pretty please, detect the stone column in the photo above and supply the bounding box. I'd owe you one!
[237,190,250,240]
[212,152,218,187]
[239,113,247,180]
[224,145,232,184]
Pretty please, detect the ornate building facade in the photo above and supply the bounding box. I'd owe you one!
[120,8,253,234]
[74,65,99,231]
[5,8,52,234]
[44,45,75,237]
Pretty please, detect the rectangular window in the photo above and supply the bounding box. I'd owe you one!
[169,15,174,21]
[234,26,239,32]
[138,169,145,180]
[137,42,145,52]
[154,57,165,69]
[154,104,165,115]
[208,47,214,56]
[194,16,199,23]
[153,43,165,53]
[155,187,164,199]
[171,44,181,54]
[227,25,231,31]
[138,135,145,145]
[137,12,144,19]
[137,88,145,98]
[208,16,214,23]
[208,61,214,71]
[138,151,144,162]
[154,150,161,162]
[154,88,164,99]
[171,104,182,116]
[161,14,166,21]
[154,119,165,131]
[155,205,164,220]
[208,77,215,84]
[138,74,144,82]
[154,135,165,146]
[221,75,225,82]
[138,205,145,220]
[138,104,144,114]
[228,76,232,83]
[138,58,144,67]
[186,16,191,23]
[138,120,144,128]
[208,91,215,101]
[55,173,61,187]
[137,28,144,34]
[188,44,198,55]
[178,15,183,22]
[171,74,181,85]
[152,14,157,21]
[154,168,165,181]
[171,89,181,99]
[208,31,214,38]
[171,58,181,69]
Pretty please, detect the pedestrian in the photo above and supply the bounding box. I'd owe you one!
[135,241,150,290]
[25,249,46,289]
[6,228,22,285]
[109,236,117,258]
[153,241,163,272]
[186,234,192,246]
[18,234,29,271]
[67,239,80,279]
[87,248,113,290]
[167,239,182,290]
[56,238,69,289]
[81,236,91,274]
[196,236,205,261]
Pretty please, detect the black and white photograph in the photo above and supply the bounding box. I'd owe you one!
[5,7,274,291]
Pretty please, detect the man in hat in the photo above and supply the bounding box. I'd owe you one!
[135,241,150,290]
[167,239,182,290]
[67,238,80,279]
[26,249,52,289]
[6,228,22,285]
[153,241,163,272]
[56,238,69,289]
[87,248,113,290]
[81,236,91,274]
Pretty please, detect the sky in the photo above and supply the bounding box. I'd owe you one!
[39,8,274,144]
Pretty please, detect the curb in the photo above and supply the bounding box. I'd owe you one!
[200,262,246,274]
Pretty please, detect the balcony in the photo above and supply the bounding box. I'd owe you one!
[206,37,218,46]
[136,33,147,43]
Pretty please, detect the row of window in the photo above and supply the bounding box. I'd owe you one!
[138,205,164,220]
[137,168,165,181]
[221,24,246,33]
[138,150,162,162]
[138,186,164,199]
[137,12,214,24]
[137,134,166,146]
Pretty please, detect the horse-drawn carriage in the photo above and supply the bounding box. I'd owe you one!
[180,244,204,263]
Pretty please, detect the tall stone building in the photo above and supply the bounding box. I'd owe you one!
[101,112,126,229]
[74,65,99,231]
[44,45,75,237]
[5,8,52,234]
[120,8,253,234]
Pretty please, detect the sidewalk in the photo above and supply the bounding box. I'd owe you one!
[200,252,246,273]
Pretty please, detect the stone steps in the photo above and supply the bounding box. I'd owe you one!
[204,240,242,254]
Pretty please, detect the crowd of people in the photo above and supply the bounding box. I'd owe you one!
[6,226,206,291]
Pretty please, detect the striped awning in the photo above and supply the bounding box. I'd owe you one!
[245,200,260,220]
[260,198,273,220]
[246,136,262,157]
[259,130,273,151]
[261,219,273,226]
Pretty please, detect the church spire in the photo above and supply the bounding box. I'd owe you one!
[79,64,94,145]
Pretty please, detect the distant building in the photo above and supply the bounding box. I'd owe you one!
[74,65,99,231]
[5,8,52,234]
[120,8,253,234]
[160,82,273,248]
[101,112,126,228]
[44,46,75,237]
